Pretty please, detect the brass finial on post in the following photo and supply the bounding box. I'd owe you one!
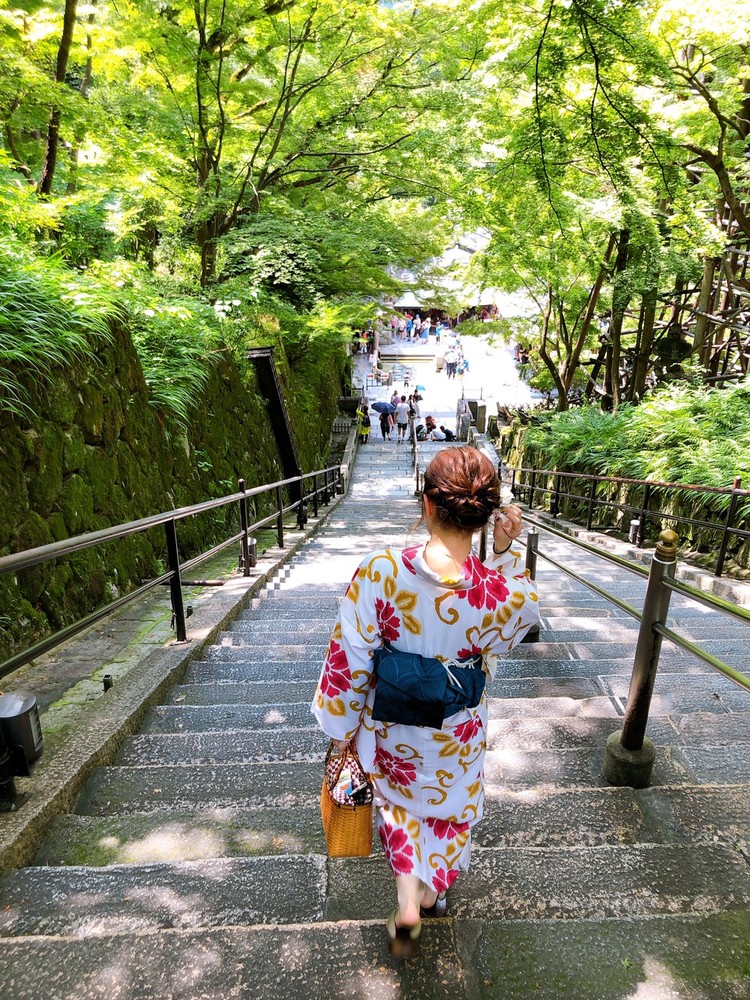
[655,528,678,561]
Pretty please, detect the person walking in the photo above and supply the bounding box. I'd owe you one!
[312,448,539,957]
[394,395,410,443]
[356,403,371,445]
[379,410,394,441]
[444,346,458,379]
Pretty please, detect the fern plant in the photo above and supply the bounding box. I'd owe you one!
[0,243,119,418]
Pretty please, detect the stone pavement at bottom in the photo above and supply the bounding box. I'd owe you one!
[1,433,749,999]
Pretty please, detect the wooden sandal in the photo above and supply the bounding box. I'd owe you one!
[386,910,421,959]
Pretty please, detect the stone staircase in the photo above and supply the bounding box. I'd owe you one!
[1,441,750,999]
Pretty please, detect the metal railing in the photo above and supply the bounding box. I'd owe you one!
[0,465,343,681]
[522,513,750,787]
[512,466,750,577]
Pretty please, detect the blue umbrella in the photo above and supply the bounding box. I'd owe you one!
[415,384,426,391]
[372,401,396,414]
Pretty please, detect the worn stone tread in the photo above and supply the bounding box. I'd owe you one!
[4,845,749,939]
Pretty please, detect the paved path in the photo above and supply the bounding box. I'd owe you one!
[1,437,749,999]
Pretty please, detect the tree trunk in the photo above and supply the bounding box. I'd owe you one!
[39,0,78,196]
[605,228,631,411]
[692,256,719,364]
[539,283,569,410]
[628,284,657,401]
[66,2,96,194]
[563,232,616,394]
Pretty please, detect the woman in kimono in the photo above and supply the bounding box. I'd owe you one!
[312,447,539,956]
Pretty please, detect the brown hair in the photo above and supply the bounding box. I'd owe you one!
[422,447,500,531]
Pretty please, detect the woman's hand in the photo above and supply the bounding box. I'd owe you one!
[330,739,349,754]
[492,503,523,554]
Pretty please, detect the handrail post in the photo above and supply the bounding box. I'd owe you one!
[525,527,538,580]
[551,473,562,517]
[238,478,252,577]
[586,477,597,530]
[296,480,308,529]
[528,468,537,510]
[164,519,187,642]
[521,527,540,643]
[312,474,319,517]
[636,483,651,548]
[715,477,741,577]
[602,528,678,788]
[322,470,330,505]
[276,485,284,548]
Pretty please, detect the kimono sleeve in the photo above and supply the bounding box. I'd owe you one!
[480,542,540,679]
[310,555,382,741]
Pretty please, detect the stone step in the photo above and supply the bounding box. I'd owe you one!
[142,702,317,734]
[2,911,749,999]
[184,655,713,684]
[35,784,750,867]
[77,763,324,815]
[326,843,750,922]
[184,659,323,683]
[600,673,750,713]
[166,680,317,706]
[168,676,609,706]
[35,807,328,866]
[116,728,327,766]
[95,710,750,779]
[487,711,750,751]
[3,845,749,939]
[110,731,712,786]
[0,856,327,937]
[487,740,750,788]
[141,695,620,736]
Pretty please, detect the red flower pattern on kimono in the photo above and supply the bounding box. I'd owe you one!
[456,643,485,660]
[375,598,401,642]
[425,817,471,840]
[463,557,509,610]
[432,867,461,892]
[453,716,483,744]
[379,824,414,875]
[320,640,351,697]
[401,546,420,576]
[376,747,417,787]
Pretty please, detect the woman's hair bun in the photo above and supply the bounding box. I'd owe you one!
[423,447,500,529]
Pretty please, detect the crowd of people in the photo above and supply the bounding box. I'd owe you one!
[355,390,457,445]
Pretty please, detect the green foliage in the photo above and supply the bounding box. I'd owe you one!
[524,379,750,515]
[0,241,118,417]
[91,261,225,431]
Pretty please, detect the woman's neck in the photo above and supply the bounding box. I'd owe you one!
[423,525,472,577]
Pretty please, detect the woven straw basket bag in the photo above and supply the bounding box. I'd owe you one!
[320,741,373,857]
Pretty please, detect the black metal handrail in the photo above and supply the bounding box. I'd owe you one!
[0,464,343,680]
[523,514,750,788]
[512,465,750,577]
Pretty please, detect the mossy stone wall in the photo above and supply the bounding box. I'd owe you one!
[0,321,342,661]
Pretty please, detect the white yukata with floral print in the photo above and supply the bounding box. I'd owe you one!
[312,541,540,893]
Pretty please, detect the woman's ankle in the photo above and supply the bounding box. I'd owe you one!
[420,886,438,909]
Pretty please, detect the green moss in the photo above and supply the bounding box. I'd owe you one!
[33,424,65,515]
[82,447,119,512]
[78,387,105,444]
[1,311,343,656]
[57,473,94,535]
[62,428,86,474]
